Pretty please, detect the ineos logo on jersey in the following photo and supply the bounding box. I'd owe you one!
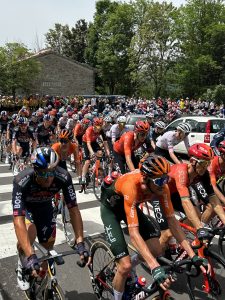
[196,182,207,198]
[14,192,22,209]
[178,169,186,185]
[152,200,164,223]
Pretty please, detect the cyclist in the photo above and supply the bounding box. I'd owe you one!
[13,147,90,290]
[29,112,39,130]
[210,127,225,156]
[155,123,191,164]
[101,156,208,300]
[52,129,81,178]
[73,118,90,147]
[12,117,36,160]
[108,116,129,146]
[168,143,225,233]
[149,121,166,150]
[113,120,150,174]
[36,114,55,146]
[0,111,10,140]
[6,114,18,164]
[209,140,225,205]
[81,117,110,185]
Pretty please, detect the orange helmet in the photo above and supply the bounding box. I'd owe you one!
[134,120,150,133]
[93,117,103,126]
[58,129,73,141]
[82,118,90,126]
[139,156,170,177]
[188,143,214,161]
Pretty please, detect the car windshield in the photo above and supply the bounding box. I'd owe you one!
[210,120,225,133]
[127,116,146,125]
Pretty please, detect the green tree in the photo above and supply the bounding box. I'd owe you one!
[45,23,70,55]
[0,43,41,98]
[129,0,181,97]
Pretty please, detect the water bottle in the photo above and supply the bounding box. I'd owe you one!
[102,175,113,189]
[135,276,146,289]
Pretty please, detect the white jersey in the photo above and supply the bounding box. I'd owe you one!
[156,130,190,152]
[108,124,130,141]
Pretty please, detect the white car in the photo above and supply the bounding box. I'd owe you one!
[165,116,225,154]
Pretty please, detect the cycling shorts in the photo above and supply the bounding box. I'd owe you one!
[113,150,139,174]
[58,160,67,171]
[82,141,101,160]
[25,202,56,244]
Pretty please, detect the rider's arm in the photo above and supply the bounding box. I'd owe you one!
[209,158,225,205]
[208,194,225,225]
[12,181,34,257]
[124,134,135,171]
[169,150,181,165]
[87,141,94,157]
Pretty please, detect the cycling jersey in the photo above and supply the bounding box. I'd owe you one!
[12,127,35,144]
[156,131,190,152]
[12,166,77,217]
[73,123,86,145]
[7,121,16,139]
[210,128,225,156]
[36,123,55,145]
[113,131,147,156]
[0,117,10,133]
[209,156,225,186]
[108,124,130,141]
[82,126,107,143]
[103,170,174,227]
[52,142,79,162]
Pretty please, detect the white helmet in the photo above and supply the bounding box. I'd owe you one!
[104,116,112,123]
[155,121,166,129]
[72,114,79,121]
[117,116,127,123]
[176,123,192,133]
[146,112,154,118]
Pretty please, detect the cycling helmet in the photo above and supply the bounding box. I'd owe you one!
[155,121,166,129]
[188,143,214,161]
[104,116,112,123]
[31,147,59,169]
[139,156,170,177]
[218,141,225,154]
[117,116,127,123]
[12,114,18,120]
[134,120,150,133]
[18,117,28,125]
[93,117,103,126]
[0,111,7,116]
[58,129,73,140]
[82,118,90,126]
[59,108,64,113]
[62,112,68,118]
[32,112,37,117]
[176,123,192,134]
[43,114,52,121]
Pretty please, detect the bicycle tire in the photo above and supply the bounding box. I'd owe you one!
[92,167,107,201]
[44,282,65,300]
[89,239,115,299]
[61,201,75,248]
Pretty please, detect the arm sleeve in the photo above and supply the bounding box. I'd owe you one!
[159,185,175,217]
[12,181,26,216]
[208,158,217,186]
[124,134,133,156]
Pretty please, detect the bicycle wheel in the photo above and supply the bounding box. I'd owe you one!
[61,201,75,247]
[89,239,116,299]
[44,282,65,300]
[93,167,107,201]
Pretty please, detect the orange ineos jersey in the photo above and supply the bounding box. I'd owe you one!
[82,126,101,143]
[73,123,86,137]
[52,142,78,161]
[114,170,174,227]
[168,163,190,199]
[113,131,144,156]
[209,156,225,186]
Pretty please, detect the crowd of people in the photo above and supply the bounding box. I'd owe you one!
[1,94,225,299]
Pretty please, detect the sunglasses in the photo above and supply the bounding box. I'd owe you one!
[138,132,147,138]
[151,175,169,187]
[36,170,55,178]
[19,124,28,127]
[196,160,210,168]
[60,138,69,144]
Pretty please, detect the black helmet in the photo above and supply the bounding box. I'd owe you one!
[31,147,59,169]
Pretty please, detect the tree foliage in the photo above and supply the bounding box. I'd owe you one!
[0,43,41,97]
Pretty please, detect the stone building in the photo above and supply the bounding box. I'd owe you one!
[30,49,95,96]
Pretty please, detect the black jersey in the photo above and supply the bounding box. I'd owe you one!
[36,123,55,145]
[12,166,77,216]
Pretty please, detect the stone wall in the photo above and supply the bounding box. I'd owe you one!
[32,53,95,96]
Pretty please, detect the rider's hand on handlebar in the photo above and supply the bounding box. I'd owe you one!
[191,255,211,275]
[151,266,174,291]
[25,254,40,277]
[76,242,91,267]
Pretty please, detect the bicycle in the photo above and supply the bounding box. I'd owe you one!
[0,131,7,161]
[21,240,86,300]
[12,155,30,176]
[88,239,201,300]
[177,221,225,299]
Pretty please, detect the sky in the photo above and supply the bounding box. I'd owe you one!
[0,0,185,51]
